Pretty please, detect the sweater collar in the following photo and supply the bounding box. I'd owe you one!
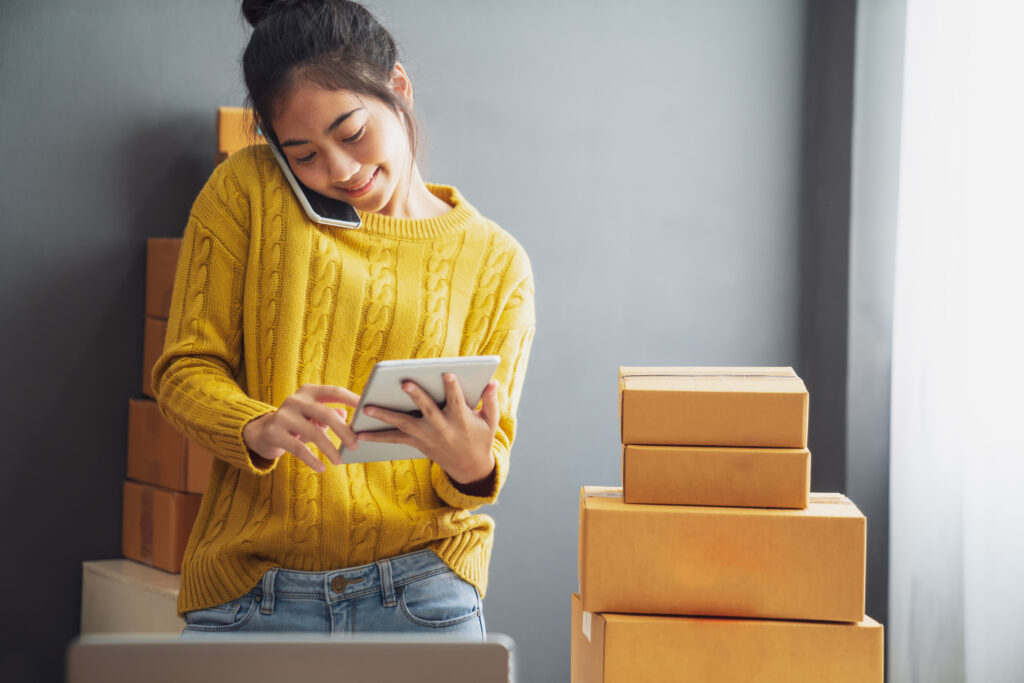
[355,184,476,240]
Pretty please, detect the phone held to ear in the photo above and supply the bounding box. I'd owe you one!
[268,141,362,229]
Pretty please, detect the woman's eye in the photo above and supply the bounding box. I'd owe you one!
[343,127,365,143]
[295,153,315,164]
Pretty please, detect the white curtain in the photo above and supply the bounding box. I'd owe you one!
[889,1,1024,681]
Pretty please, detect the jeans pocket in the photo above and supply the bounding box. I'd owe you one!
[183,591,259,632]
[398,570,481,628]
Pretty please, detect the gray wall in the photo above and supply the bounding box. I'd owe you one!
[848,0,906,646]
[1,1,829,681]
[395,2,808,680]
[798,0,855,497]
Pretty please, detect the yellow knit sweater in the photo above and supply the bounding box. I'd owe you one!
[151,145,535,617]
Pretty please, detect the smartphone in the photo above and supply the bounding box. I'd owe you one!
[268,140,362,229]
[340,355,502,464]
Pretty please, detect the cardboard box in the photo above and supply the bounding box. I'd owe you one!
[146,238,181,320]
[623,444,810,508]
[81,559,184,634]
[122,479,202,574]
[127,397,215,494]
[142,316,168,400]
[618,367,808,448]
[578,487,865,622]
[217,106,264,164]
[570,593,882,683]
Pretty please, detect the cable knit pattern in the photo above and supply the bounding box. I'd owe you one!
[258,178,286,404]
[393,458,436,550]
[350,241,397,390]
[413,233,464,359]
[287,241,337,553]
[151,144,535,616]
[461,233,514,354]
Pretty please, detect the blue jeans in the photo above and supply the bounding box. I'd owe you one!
[178,549,485,639]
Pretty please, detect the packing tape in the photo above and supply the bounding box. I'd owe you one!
[583,489,621,499]
[139,486,154,562]
[809,493,851,505]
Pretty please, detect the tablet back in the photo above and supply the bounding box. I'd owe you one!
[342,355,501,464]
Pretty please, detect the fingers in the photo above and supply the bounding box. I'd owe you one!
[401,380,442,422]
[308,401,358,453]
[362,404,419,433]
[259,422,326,473]
[355,429,418,447]
[442,373,467,419]
[281,385,362,464]
[276,409,345,467]
[477,379,500,431]
[302,382,361,408]
[287,438,327,473]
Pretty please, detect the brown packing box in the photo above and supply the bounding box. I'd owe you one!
[618,366,808,448]
[142,316,168,400]
[81,560,183,634]
[146,238,181,320]
[578,487,865,622]
[122,479,202,574]
[623,444,810,508]
[570,594,883,683]
[216,106,264,164]
[127,397,215,494]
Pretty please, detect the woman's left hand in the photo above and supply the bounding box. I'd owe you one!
[355,373,500,486]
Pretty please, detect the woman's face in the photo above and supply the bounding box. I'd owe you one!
[271,68,413,217]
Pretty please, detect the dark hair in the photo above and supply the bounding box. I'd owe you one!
[240,0,417,159]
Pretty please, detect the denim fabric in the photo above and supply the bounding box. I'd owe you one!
[178,549,485,639]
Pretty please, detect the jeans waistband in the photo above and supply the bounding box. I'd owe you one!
[255,549,449,613]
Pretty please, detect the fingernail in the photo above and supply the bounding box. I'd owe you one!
[403,382,413,391]
[364,407,376,416]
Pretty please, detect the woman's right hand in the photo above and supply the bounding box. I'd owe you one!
[241,383,361,473]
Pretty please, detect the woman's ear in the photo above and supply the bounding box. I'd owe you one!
[391,62,414,108]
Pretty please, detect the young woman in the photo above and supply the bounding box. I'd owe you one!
[153,0,535,638]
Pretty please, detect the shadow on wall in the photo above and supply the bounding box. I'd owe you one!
[121,113,222,239]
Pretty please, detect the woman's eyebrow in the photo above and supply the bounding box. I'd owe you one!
[279,108,364,147]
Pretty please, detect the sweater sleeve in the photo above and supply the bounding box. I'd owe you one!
[431,256,536,510]
[150,158,279,476]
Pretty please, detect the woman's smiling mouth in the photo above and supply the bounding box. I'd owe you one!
[339,167,379,197]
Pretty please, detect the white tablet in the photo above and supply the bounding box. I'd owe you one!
[340,355,501,464]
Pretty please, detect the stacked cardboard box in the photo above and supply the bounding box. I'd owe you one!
[215,106,264,164]
[122,108,261,573]
[124,238,208,574]
[571,367,884,682]
[83,109,258,633]
[81,559,184,634]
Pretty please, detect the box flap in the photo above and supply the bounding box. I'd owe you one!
[584,488,862,519]
[620,366,805,394]
[83,560,180,599]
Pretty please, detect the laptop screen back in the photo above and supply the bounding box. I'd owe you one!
[66,633,516,683]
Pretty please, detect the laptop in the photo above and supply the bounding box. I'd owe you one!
[66,632,516,683]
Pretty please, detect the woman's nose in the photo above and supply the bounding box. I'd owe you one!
[326,149,360,185]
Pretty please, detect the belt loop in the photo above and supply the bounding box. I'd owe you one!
[260,567,278,615]
[377,558,396,607]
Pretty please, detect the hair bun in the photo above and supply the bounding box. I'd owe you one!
[241,0,296,28]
